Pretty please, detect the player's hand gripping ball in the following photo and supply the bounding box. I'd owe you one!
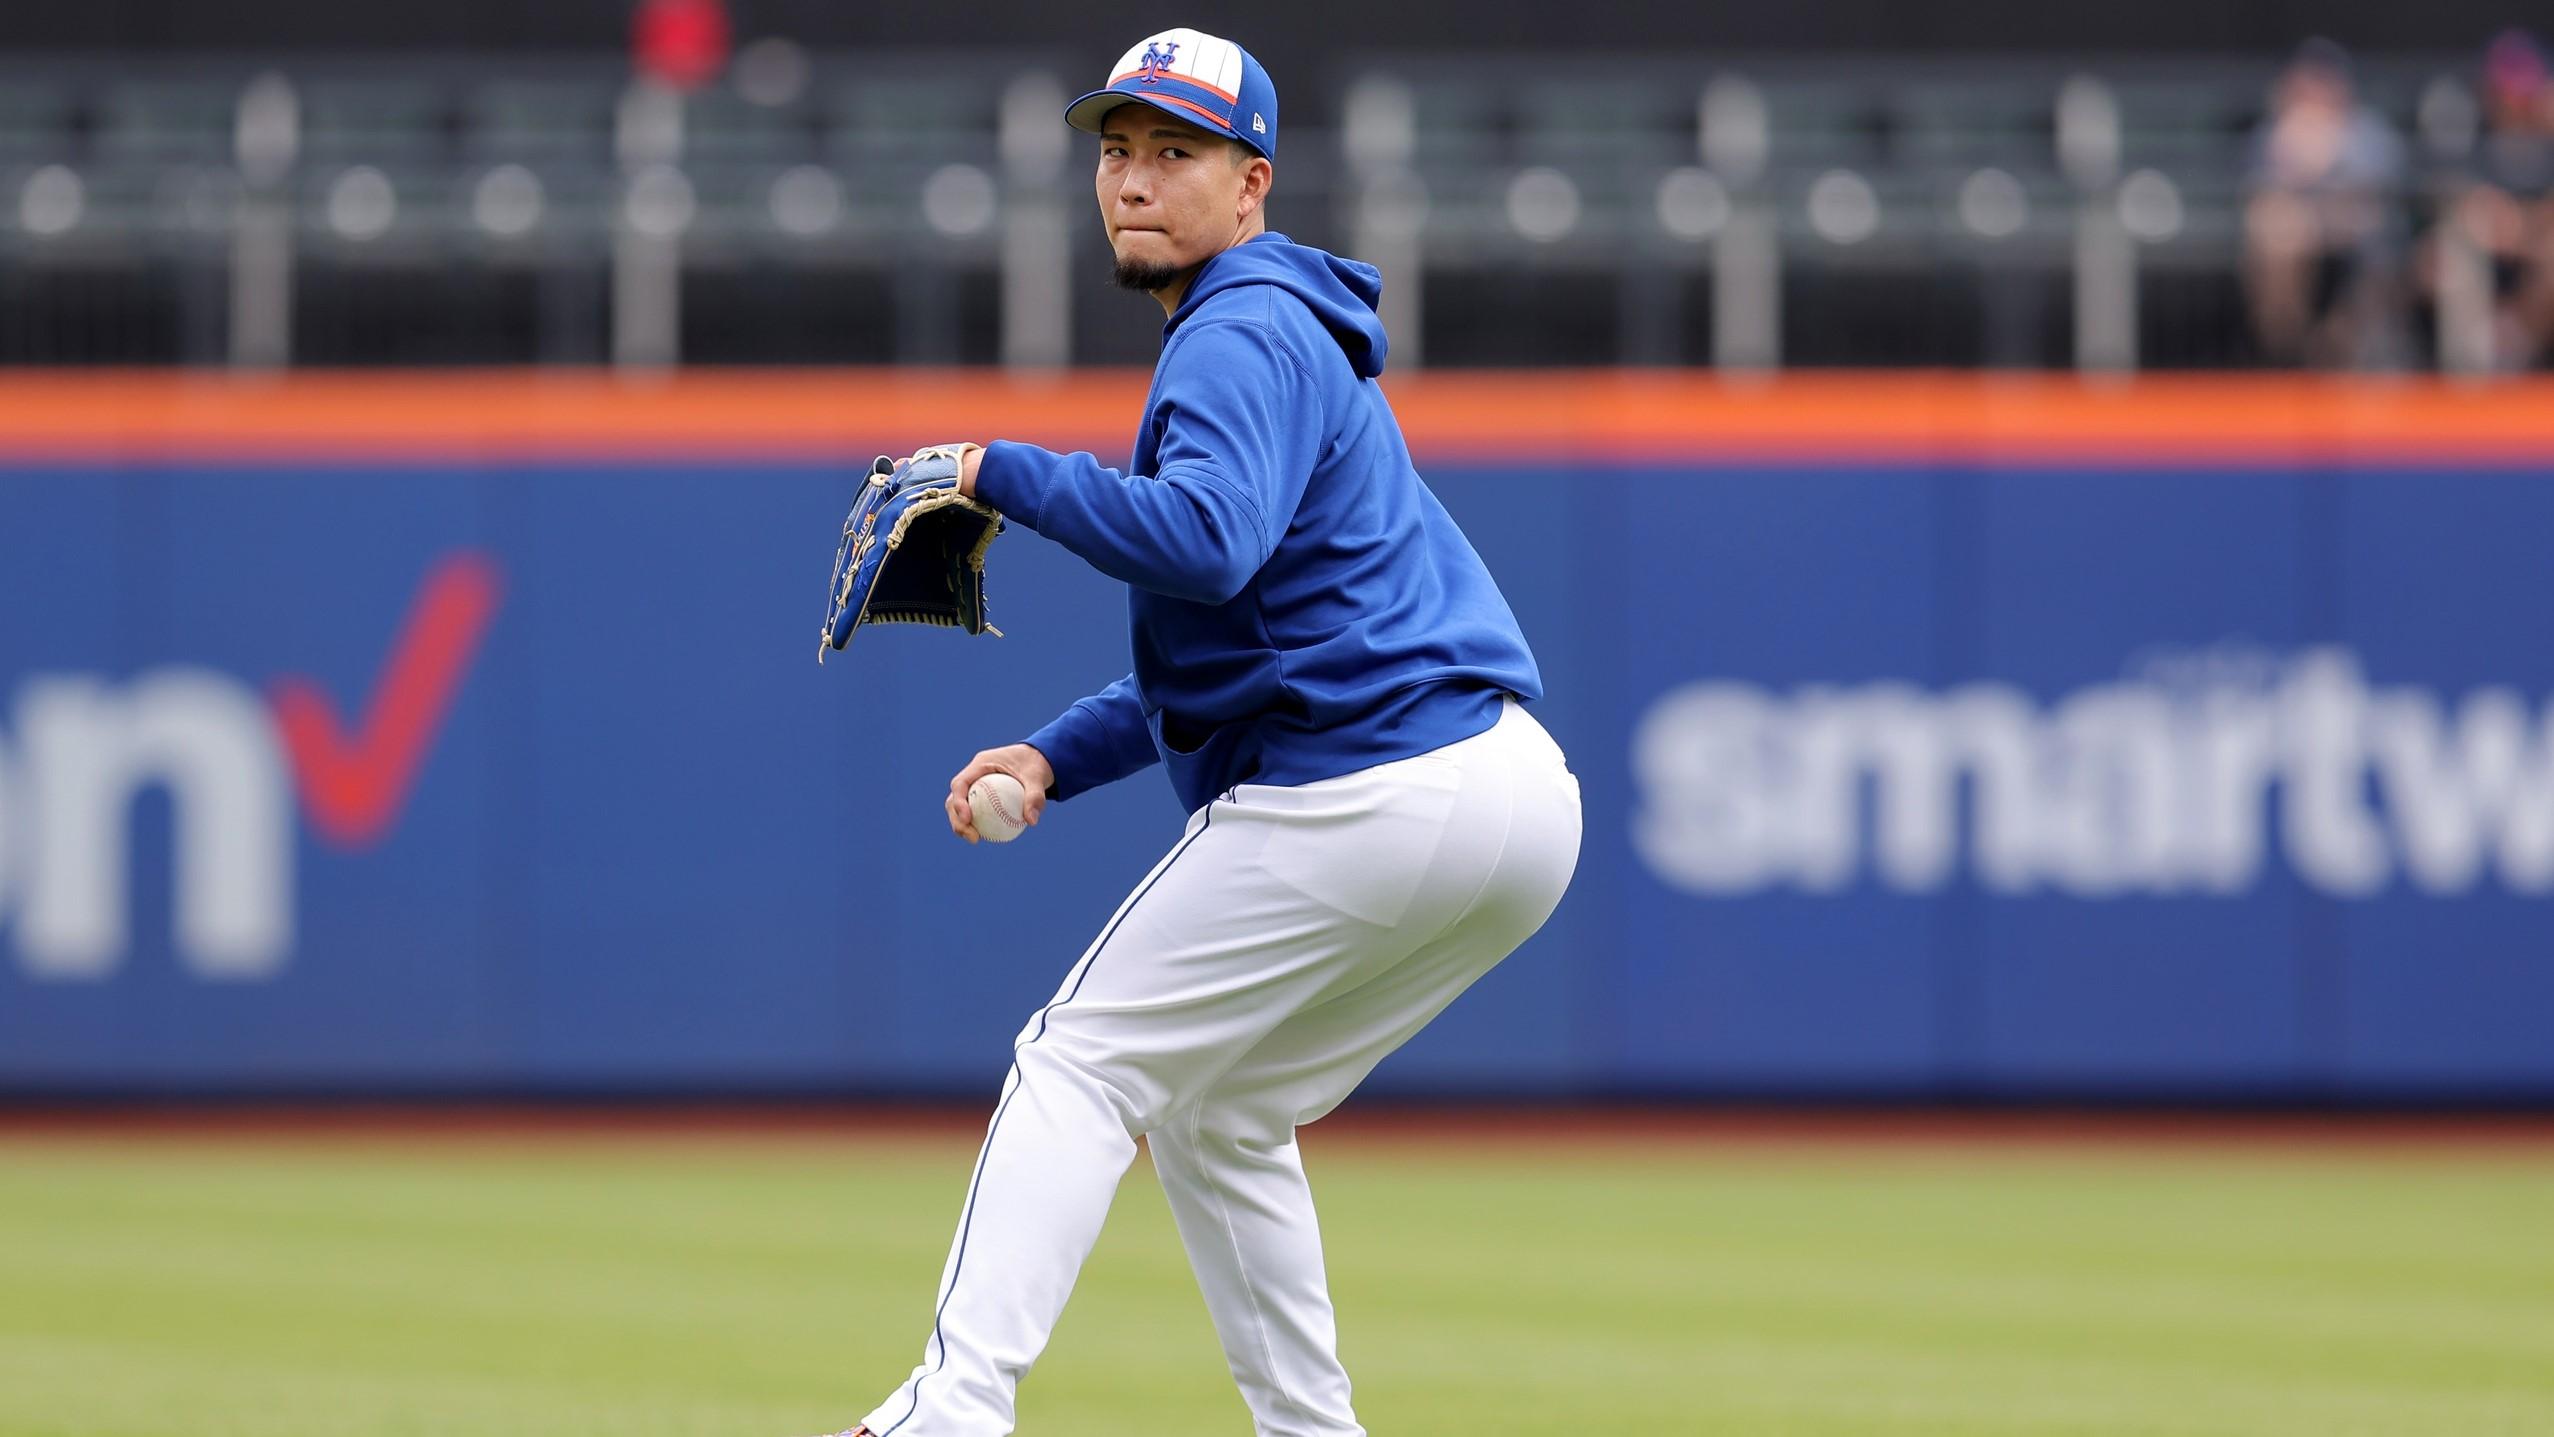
[968,773,1031,843]
[946,744,1052,844]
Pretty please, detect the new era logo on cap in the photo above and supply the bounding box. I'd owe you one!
[1063,27,1280,160]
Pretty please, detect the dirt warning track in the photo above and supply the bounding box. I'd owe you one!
[2,1101,2550,1151]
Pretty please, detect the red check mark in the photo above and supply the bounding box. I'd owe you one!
[270,550,503,847]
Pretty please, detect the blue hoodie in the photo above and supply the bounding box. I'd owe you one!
[974,232,1542,814]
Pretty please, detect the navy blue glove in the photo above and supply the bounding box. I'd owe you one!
[818,445,1005,662]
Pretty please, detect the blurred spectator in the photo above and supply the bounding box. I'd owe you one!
[2421,30,2554,370]
[2242,39,2410,368]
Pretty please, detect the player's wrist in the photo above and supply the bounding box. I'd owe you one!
[885,443,984,497]
[1015,741,1058,795]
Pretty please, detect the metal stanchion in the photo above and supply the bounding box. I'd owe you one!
[229,72,297,369]
[2059,75,2135,374]
[612,79,687,371]
[1000,72,1072,372]
[1343,74,1426,370]
[1703,74,1776,373]
[2437,206,2497,377]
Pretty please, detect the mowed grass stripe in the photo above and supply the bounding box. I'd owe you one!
[1,1136,2549,1436]
[1320,1150,2554,1437]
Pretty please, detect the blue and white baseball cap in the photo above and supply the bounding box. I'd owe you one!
[1063,28,1278,161]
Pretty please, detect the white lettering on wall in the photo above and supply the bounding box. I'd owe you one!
[11,669,294,978]
[1635,648,2554,899]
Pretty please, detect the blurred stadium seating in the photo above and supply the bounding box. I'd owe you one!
[0,46,2538,371]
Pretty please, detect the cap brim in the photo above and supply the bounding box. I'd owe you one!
[1065,86,1249,147]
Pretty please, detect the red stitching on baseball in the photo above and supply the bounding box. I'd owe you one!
[980,778,1024,830]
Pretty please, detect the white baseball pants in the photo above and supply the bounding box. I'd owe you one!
[858,698,1581,1437]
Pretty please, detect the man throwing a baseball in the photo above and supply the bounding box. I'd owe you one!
[827,27,1580,1437]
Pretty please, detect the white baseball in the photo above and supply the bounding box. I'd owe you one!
[968,772,1030,843]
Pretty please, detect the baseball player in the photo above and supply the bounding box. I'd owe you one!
[821,27,1580,1437]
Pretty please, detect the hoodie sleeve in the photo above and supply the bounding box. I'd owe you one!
[1023,673,1159,801]
[973,321,1323,605]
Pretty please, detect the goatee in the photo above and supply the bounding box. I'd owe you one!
[1113,256,1185,292]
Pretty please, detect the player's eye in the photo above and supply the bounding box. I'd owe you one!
[1163,147,1189,159]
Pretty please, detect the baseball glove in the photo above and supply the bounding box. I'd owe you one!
[818,445,1006,663]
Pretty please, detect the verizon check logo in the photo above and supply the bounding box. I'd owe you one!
[0,551,500,981]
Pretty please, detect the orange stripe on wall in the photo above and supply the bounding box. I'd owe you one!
[0,371,2548,464]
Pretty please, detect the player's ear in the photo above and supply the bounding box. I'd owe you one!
[1235,152,1273,219]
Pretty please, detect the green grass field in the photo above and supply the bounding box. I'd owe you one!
[2,1129,2551,1436]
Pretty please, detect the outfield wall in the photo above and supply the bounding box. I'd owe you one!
[2,374,2550,1101]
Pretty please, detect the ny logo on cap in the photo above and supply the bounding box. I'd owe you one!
[1137,41,1180,83]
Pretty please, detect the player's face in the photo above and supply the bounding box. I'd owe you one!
[1095,104,1262,281]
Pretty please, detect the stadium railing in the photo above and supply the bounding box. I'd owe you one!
[0,48,2522,372]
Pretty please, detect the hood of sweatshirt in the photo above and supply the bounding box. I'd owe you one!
[1165,232,1388,379]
